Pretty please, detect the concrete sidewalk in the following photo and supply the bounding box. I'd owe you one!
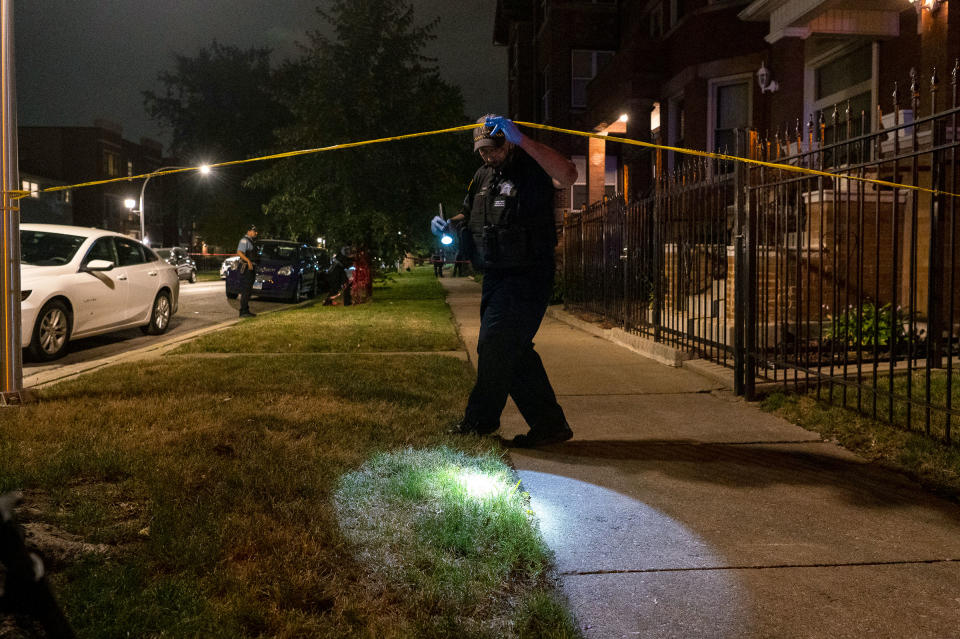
[440,276,960,639]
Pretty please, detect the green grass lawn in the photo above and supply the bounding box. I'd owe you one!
[195,270,222,282]
[762,371,960,502]
[178,269,461,354]
[1,267,578,638]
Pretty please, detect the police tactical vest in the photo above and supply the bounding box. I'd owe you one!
[464,157,555,271]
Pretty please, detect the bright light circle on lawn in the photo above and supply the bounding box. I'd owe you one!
[460,470,502,499]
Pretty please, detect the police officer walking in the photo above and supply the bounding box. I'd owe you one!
[236,224,259,318]
[432,115,578,448]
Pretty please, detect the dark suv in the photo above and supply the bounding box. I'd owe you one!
[154,247,197,283]
[225,239,319,302]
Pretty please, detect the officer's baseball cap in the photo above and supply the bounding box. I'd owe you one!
[248,224,258,232]
[473,114,506,152]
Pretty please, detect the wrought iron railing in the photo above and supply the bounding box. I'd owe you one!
[562,64,960,444]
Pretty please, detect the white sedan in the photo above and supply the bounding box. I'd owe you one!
[20,223,180,361]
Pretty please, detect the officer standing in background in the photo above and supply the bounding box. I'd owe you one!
[432,244,445,277]
[323,247,353,306]
[432,115,578,448]
[236,225,259,318]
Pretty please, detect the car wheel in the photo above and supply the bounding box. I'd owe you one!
[28,299,71,361]
[141,291,172,335]
[188,270,197,284]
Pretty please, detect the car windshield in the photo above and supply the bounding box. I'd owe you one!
[154,249,171,258]
[21,230,87,266]
[259,243,297,261]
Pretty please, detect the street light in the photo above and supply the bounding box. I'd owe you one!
[133,164,210,245]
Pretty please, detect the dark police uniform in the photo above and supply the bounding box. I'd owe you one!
[237,233,258,316]
[459,147,568,436]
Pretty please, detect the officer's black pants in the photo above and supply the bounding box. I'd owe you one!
[464,262,566,433]
[239,268,255,314]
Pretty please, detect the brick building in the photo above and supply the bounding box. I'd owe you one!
[494,0,957,210]
[18,119,187,247]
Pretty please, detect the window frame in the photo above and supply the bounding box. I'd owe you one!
[570,49,615,109]
[804,41,878,137]
[82,236,119,267]
[114,236,148,266]
[706,73,753,166]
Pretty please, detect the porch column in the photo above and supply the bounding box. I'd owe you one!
[587,135,606,205]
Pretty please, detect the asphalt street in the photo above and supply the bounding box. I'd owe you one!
[22,279,289,379]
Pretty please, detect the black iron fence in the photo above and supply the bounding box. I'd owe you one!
[563,65,960,444]
[563,160,737,367]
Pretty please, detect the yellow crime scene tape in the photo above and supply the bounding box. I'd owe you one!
[7,120,958,202]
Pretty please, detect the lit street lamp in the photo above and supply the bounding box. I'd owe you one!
[130,164,210,245]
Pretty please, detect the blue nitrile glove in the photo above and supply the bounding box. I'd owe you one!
[430,215,446,236]
[485,116,523,144]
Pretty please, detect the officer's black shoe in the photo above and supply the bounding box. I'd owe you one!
[239,311,257,318]
[508,423,574,449]
[448,419,498,436]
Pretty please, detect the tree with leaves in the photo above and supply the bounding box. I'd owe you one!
[144,42,291,248]
[249,0,475,268]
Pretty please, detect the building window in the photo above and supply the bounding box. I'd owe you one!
[572,156,586,210]
[127,160,134,176]
[21,180,39,198]
[571,49,614,109]
[709,77,751,172]
[649,4,664,38]
[812,43,873,141]
[103,151,121,177]
[604,155,618,199]
[802,41,877,169]
[570,155,619,210]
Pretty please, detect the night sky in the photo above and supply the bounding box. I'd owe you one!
[14,0,506,151]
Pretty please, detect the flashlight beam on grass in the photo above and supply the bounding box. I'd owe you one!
[459,470,504,499]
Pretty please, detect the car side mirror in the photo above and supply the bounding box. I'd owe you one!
[83,259,115,272]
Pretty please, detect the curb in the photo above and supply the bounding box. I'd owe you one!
[544,306,747,391]
[24,318,241,389]
[545,306,691,368]
[23,290,331,390]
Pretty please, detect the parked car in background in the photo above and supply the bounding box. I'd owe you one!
[220,256,241,279]
[20,223,180,361]
[224,240,319,302]
[154,247,197,283]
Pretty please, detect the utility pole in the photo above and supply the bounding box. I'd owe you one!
[0,0,23,405]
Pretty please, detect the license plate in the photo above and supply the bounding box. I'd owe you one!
[253,281,263,290]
